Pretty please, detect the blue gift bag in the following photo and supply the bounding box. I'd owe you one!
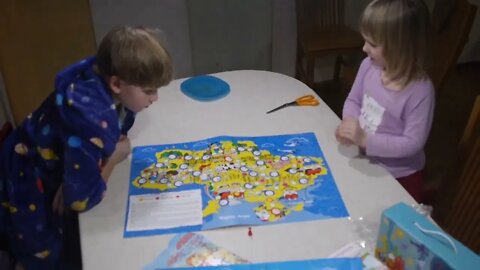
[375,202,480,269]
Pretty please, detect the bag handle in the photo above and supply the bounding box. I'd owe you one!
[414,222,457,254]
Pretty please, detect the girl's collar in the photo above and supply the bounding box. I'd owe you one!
[381,71,405,91]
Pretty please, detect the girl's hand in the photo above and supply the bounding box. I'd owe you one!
[109,135,131,165]
[337,118,367,148]
[335,124,353,146]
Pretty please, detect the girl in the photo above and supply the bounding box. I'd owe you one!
[336,0,434,203]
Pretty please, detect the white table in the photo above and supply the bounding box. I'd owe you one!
[79,70,415,269]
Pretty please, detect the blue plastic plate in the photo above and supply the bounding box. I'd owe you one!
[180,75,230,101]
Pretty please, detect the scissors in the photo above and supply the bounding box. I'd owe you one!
[266,95,320,114]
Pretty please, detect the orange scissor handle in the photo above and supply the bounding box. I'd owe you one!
[295,95,320,106]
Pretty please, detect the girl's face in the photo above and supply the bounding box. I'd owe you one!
[362,35,386,68]
[109,76,159,113]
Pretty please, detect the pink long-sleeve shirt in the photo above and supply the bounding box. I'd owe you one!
[343,57,435,178]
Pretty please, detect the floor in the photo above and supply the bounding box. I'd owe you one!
[312,62,480,200]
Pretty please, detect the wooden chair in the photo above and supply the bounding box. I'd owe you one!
[458,96,480,156]
[295,0,364,90]
[428,0,477,93]
[432,96,480,253]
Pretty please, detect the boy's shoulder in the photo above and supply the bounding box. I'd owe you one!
[55,57,97,90]
[54,57,112,105]
[54,57,119,134]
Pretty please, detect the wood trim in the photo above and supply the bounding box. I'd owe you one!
[433,96,480,252]
[459,96,480,155]
[0,0,96,124]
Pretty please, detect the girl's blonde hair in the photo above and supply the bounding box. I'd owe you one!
[360,0,431,87]
[96,26,173,89]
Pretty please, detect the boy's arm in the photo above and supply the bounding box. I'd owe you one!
[61,135,131,212]
[55,62,122,212]
[101,136,131,182]
[100,159,116,183]
[366,86,435,158]
[54,136,130,214]
[342,58,371,120]
[61,139,108,212]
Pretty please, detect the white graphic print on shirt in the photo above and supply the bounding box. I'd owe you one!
[359,94,385,134]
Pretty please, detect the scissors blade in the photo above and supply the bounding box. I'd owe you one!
[266,103,288,114]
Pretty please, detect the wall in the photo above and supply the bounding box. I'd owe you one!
[89,0,193,79]
[90,0,296,78]
[0,0,96,124]
[188,0,272,75]
[272,0,296,76]
[346,0,480,63]
[1,0,479,122]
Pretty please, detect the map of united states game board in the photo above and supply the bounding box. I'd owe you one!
[124,132,348,237]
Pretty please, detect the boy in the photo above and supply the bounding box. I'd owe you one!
[0,26,173,269]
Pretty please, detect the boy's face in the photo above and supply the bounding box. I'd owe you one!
[109,76,159,113]
[362,34,386,68]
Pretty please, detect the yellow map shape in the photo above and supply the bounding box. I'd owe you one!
[133,140,328,222]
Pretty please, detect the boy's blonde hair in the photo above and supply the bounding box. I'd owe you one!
[360,0,431,87]
[96,26,173,89]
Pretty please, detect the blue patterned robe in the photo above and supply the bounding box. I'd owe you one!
[0,57,135,269]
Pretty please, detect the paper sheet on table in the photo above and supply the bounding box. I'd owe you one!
[126,190,203,232]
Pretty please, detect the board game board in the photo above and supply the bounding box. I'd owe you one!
[124,132,348,237]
